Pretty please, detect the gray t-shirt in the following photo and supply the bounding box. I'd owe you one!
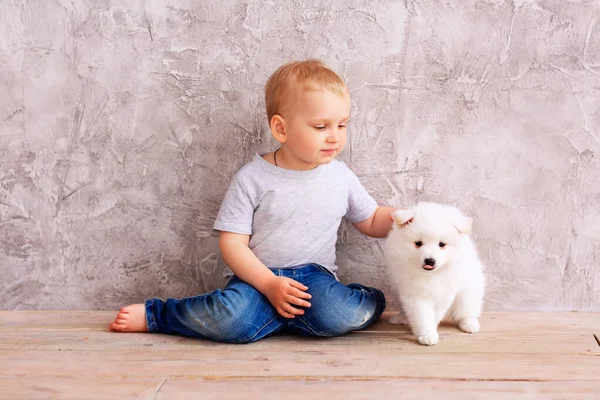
[213,153,378,277]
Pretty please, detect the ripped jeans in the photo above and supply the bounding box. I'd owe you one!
[144,263,386,343]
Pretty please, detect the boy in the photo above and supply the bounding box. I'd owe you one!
[110,60,397,343]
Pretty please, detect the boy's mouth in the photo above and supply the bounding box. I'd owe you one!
[321,148,337,155]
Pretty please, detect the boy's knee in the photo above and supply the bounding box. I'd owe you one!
[307,286,386,336]
[308,301,381,337]
[339,304,380,333]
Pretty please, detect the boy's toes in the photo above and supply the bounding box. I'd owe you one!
[109,304,147,332]
[110,321,124,331]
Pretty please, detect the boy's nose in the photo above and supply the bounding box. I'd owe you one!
[327,129,341,142]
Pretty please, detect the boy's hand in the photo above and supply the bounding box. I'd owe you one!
[263,276,312,319]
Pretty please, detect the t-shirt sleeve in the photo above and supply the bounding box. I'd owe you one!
[344,166,378,223]
[213,173,254,235]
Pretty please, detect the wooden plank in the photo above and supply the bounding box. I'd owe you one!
[0,311,597,334]
[0,378,161,400]
[0,349,598,381]
[369,312,599,334]
[1,312,597,356]
[154,379,600,400]
[0,311,600,334]
[1,378,600,400]
[0,328,597,355]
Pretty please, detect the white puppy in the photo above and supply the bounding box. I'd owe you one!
[384,202,485,346]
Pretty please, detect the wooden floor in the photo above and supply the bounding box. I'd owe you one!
[0,311,599,399]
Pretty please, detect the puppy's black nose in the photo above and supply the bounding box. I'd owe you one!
[424,258,436,266]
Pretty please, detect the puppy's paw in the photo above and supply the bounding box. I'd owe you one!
[417,332,439,346]
[388,313,408,325]
[458,318,480,333]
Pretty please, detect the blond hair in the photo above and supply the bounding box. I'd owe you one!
[265,59,348,121]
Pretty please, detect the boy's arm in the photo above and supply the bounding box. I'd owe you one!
[352,206,398,238]
[219,231,312,318]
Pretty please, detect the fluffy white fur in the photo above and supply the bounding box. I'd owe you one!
[383,202,485,346]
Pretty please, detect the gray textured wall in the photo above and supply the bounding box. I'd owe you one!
[1,0,599,311]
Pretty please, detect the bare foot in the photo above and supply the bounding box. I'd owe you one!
[109,304,148,332]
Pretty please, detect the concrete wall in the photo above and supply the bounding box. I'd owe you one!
[1,0,599,311]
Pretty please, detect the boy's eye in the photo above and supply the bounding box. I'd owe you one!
[338,124,346,128]
[314,125,326,130]
[414,241,423,248]
[439,242,446,248]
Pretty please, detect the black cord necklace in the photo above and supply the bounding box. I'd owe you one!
[273,148,279,167]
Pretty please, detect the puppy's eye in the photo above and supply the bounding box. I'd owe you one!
[439,242,446,248]
[414,241,423,248]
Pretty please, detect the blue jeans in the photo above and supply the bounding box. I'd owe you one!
[144,264,386,343]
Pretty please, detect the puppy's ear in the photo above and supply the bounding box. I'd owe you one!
[391,209,415,228]
[453,215,473,235]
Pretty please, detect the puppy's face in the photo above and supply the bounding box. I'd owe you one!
[390,205,472,272]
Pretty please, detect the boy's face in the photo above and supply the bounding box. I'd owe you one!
[278,89,351,170]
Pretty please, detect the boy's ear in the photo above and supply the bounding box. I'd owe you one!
[270,115,287,143]
[391,208,414,228]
